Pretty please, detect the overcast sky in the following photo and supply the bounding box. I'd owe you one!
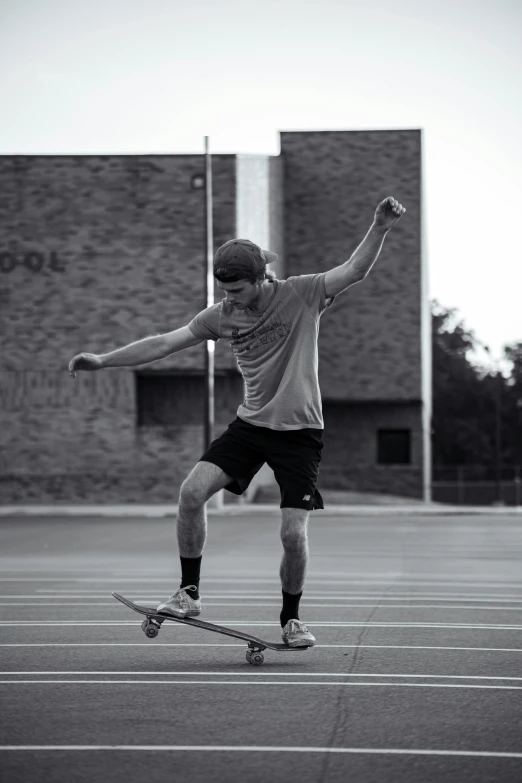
[1,0,520,371]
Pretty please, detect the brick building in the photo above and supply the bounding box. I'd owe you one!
[0,130,430,504]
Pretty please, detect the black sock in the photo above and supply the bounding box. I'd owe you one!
[280,590,303,628]
[179,555,202,599]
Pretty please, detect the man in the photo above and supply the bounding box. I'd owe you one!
[69,196,405,647]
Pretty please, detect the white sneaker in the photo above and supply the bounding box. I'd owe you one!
[282,619,316,647]
[156,586,201,618]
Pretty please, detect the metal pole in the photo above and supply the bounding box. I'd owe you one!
[494,371,502,504]
[458,465,465,505]
[485,347,503,507]
[420,133,432,504]
[203,136,214,452]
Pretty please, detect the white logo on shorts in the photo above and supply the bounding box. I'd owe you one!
[303,494,311,501]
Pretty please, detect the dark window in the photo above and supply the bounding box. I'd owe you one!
[377,429,411,465]
[136,372,243,426]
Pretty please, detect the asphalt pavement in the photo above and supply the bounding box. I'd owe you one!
[1,508,522,783]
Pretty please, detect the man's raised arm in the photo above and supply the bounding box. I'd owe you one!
[324,197,406,298]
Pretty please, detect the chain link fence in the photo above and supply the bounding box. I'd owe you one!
[432,465,522,506]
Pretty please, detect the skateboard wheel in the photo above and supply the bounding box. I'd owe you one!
[246,651,253,664]
[143,623,159,639]
[141,619,149,632]
[249,652,264,666]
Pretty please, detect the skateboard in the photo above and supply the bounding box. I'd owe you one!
[112,591,312,666]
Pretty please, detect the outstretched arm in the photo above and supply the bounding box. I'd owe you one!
[68,325,205,378]
[324,197,406,298]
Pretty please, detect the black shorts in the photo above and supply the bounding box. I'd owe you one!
[199,416,325,511]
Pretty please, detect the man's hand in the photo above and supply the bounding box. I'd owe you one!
[68,353,103,379]
[374,197,406,231]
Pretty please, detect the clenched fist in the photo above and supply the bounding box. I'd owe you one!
[68,353,103,378]
[374,197,406,231]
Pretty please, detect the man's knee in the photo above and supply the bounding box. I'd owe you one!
[179,461,233,506]
[280,508,309,549]
[179,480,204,507]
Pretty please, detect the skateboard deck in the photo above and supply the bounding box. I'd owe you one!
[112,592,312,666]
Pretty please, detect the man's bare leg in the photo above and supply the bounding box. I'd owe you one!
[177,494,207,558]
[156,461,232,615]
[176,460,233,558]
[279,507,315,645]
[279,507,310,594]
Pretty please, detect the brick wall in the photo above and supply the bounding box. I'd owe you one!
[280,131,425,497]
[321,402,423,499]
[0,133,426,504]
[0,154,240,502]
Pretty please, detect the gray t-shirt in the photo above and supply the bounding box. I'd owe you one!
[188,273,336,431]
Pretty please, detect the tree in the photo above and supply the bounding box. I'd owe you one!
[502,342,522,465]
[431,300,522,475]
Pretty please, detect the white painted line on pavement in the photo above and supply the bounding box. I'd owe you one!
[2,620,522,629]
[2,577,522,587]
[4,602,522,611]
[30,591,522,600]
[1,643,522,652]
[1,680,521,690]
[4,672,522,681]
[0,745,521,758]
